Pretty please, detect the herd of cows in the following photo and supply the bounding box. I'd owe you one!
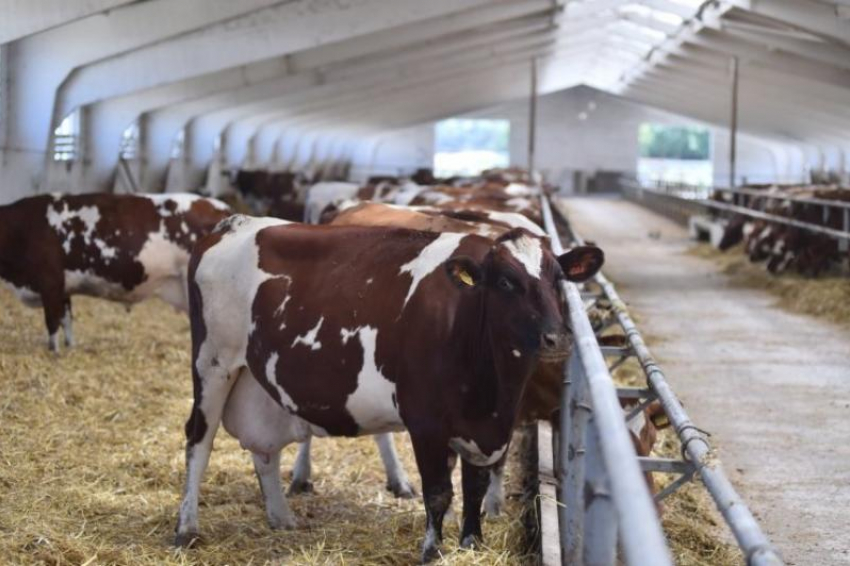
[0,168,669,562]
[716,183,850,276]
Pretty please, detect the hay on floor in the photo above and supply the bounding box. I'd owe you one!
[687,243,850,327]
[0,288,533,565]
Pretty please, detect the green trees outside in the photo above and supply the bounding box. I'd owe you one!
[435,118,510,154]
[638,123,710,160]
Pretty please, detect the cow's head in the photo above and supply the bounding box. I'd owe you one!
[445,228,603,371]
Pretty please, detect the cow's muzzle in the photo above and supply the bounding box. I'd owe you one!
[539,331,571,363]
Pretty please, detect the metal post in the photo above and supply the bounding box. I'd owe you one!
[528,57,538,176]
[729,56,739,194]
[583,422,616,566]
[563,354,591,565]
[557,356,572,562]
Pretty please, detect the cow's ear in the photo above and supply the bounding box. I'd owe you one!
[558,246,604,282]
[445,256,483,289]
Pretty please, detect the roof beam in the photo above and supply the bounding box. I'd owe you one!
[728,0,850,46]
[60,0,543,113]
[0,0,136,43]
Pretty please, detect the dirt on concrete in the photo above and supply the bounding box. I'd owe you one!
[560,196,850,566]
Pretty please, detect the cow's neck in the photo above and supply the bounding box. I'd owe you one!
[453,292,533,445]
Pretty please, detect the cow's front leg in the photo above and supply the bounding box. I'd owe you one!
[460,458,491,549]
[411,438,453,563]
[288,436,314,495]
[375,433,416,498]
[253,449,297,529]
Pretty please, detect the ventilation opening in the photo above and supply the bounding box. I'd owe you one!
[434,118,510,177]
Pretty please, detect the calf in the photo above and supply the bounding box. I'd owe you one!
[0,192,231,350]
[174,217,603,561]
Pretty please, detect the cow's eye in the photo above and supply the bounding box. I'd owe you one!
[498,276,515,292]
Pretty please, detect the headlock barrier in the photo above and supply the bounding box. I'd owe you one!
[537,192,784,566]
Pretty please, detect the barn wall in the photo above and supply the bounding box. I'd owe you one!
[355,86,787,190]
[350,123,434,182]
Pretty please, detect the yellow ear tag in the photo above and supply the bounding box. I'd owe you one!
[458,270,475,286]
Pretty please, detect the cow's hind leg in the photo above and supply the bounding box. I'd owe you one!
[460,459,490,549]
[253,450,297,529]
[61,298,74,348]
[483,455,507,517]
[288,436,314,495]
[174,361,234,547]
[375,433,415,498]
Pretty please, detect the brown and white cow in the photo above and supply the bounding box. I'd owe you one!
[313,203,668,516]
[174,215,603,562]
[330,202,545,239]
[0,192,231,350]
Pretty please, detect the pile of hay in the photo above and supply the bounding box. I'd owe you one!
[0,289,533,565]
[688,243,850,327]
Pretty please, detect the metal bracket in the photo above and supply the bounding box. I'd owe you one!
[615,387,654,400]
[638,457,693,475]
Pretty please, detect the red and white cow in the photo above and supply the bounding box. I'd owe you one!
[0,192,231,350]
[174,215,603,562]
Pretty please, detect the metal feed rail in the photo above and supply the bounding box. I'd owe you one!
[538,194,672,566]
[546,195,785,566]
[623,181,850,244]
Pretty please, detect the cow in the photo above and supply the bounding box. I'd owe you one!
[409,183,543,226]
[284,202,547,508]
[304,181,425,224]
[329,202,545,239]
[303,181,360,224]
[0,192,231,351]
[173,215,604,562]
[231,169,308,222]
[306,202,669,518]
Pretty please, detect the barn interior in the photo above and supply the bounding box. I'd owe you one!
[1,1,849,565]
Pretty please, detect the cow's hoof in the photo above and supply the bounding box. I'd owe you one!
[269,514,298,530]
[287,479,314,495]
[421,544,442,564]
[460,534,481,550]
[387,479,416,499]
[174,531,201,548]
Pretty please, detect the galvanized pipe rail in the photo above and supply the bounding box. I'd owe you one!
[539,194,673,566]
[548,196,785,566]
[624,181,850,244]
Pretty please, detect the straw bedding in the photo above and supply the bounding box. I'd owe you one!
[0,289,534,565]
[0,284,746,565]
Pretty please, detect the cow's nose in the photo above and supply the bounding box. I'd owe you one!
[543,333,559,349]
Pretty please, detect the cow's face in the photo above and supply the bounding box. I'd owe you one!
[445,229,604,367]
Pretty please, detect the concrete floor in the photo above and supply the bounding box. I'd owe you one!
[560,196,850,566]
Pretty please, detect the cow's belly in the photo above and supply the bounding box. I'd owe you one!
[64,269,129,301]
[1,277,41,307]
[222,370,313,455]
[258,325,406,436]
